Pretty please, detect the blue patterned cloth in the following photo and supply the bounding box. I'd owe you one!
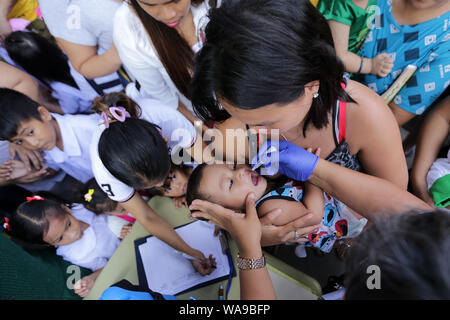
[355,0,450,115]
[255,180,367,253]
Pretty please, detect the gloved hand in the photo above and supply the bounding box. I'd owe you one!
[251,140,319,181]
[99,280,178,300]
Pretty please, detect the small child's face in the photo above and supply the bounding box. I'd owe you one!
[43,207,84,246]
[9,107,57,151]
[198,164,267,210]
[108,203,128,216]
[161,168,189,198]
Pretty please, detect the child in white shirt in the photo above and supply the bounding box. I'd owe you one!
[0,88,100,184]
[6,195,120,298]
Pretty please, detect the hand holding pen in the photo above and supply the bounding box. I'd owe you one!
[175,250,217,275]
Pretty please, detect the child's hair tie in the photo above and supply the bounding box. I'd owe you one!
[84,189,94,202]
[26,195,44,202]
[101,105,131,128]
[2,217,11,231]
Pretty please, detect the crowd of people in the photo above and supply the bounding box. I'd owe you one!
[0,0,448,300]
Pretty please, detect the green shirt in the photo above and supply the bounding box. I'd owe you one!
[0,234,92,300]
[318,0,378,53]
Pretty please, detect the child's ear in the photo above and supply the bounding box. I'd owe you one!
[60,204,72,215]
[37,106,52,122]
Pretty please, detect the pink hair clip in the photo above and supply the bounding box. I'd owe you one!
[101,105,131,128]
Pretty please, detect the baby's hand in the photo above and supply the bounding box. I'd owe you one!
[74,275,96,298]
[119,224,133,240]
[370,53,394,78]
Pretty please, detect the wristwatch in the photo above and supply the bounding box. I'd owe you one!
[236,253,266,270]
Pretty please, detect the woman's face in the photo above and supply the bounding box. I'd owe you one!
[218,84,317,136]
[198,164,267,211]
[43,206,84,246]
[136,0,191,28]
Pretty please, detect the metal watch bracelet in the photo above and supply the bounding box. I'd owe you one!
[236,253,266,270]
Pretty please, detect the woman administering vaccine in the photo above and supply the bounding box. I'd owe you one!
[189,145,432,299]
[113,0,219,124]
[189,0,409,245]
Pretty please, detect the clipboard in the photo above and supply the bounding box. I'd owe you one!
[135,220,235,296]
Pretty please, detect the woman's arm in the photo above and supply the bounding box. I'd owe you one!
[56,39,122,79]
[0,0,15,43]
[0,62,63,114]
[120,192,215,275]
[308,158,431,221]
[0,61,40,102]
[346,80,409,189]
[411,97,450,206]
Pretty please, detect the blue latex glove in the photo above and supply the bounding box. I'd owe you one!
[251,140,319,181]
[99,280,178,300]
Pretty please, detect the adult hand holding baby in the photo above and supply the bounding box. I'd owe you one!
[190,193,264,257]
[189,193,318,250]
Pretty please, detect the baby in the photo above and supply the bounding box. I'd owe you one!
[186,163,367,253]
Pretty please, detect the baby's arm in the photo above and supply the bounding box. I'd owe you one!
[258,198,312,226]
[302,181,325,225]
[328,20,393,77]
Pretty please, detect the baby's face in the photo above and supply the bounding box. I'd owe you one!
[199,164,267,210]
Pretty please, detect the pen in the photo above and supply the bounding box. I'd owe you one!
[174,250,216,268]
[218,284,224,300]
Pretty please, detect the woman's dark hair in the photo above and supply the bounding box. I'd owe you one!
[8,197,69,247]
[128,0,209,100]
[94,92,170,189]
[5,31,78,89]
[345,209,450,299]
[191,0,354,134]
[186,163,208,206]
[0,88,41,140]
[78,178,118,215]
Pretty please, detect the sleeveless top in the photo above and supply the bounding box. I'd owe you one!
[326,84,362,172]
[247,81,362,172]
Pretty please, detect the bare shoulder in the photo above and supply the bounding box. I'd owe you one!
[345,80,399,150]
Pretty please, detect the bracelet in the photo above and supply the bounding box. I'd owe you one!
[236,253,266,270]
[357,57,364,73]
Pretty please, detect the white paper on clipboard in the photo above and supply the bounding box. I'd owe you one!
[136,221,231,295]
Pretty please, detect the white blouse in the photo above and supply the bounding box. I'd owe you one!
[113,1,214,112]
[56,204,120,271]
